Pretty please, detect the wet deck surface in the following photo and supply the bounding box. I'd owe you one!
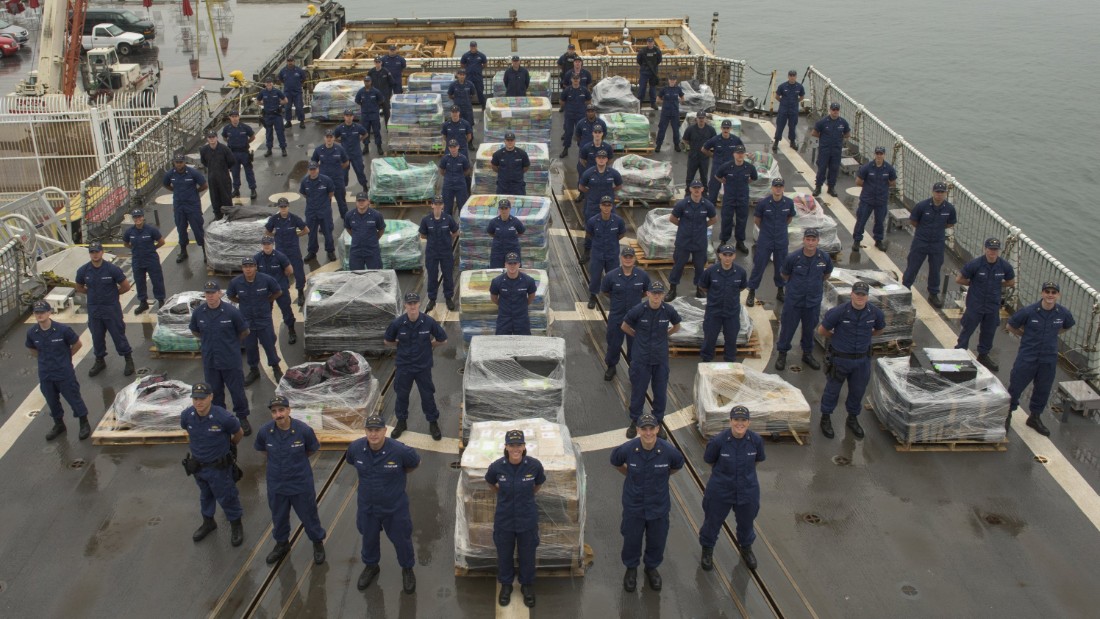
[0,106,1097,618]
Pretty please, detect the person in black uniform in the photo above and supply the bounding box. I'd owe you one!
[699,406,765,572]
[487,429,545,609]
[367,56,396,124]
[636,37,662,110]
[182,382,245,547]
[681,111,716,193]
[199,130,235,219]
[503,56,530,97]
[27,300,91,441]
[556,43,578,76]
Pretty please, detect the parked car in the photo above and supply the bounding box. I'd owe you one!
[83,8,156,40]
[0,18,29,44]
[0,34,19,57]
[81,23,149,57]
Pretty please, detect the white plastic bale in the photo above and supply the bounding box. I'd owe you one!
[612,154,676,202]
[592,76,641,114]
[678,80,717,114]
[694,363,812,437]
[667,296,753,349]
[275,351,381,432]
[110,375,195,431]
[204,217,269,273]
[302,270,401,355]
[461,336,565,437]
[745,151,781,201]
[635,206,713,261]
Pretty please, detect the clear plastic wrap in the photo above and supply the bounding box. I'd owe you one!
[755,193,841,254]
[302,270,401,355]
[153,290,234,352]
[406,72,455,93]
[471,142,551,196]
[817,268,916,345]
[483,97,553,143]
[612,154,676,202]
[678,80,716,114]
[745,150,781,201]
[310,79,362,122]
[336,218,423,271]
[456,419,586,571]
[599,112,652,150]
[667,296,753,349]
[109,374,193,431]
[204,216,269,273]
[367,157,439,203]
[635,207,713,261]
[388,93,445,152]
[871,352,1009,444]
[491,70,552,98]
[457,269,550,341]
[457,194,552,271]
[592,76,641,114]
[694,363,812,437]
[275,351,381,432]
[461,337,565,436]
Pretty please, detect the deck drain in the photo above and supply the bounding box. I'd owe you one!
[790,366,802,373]
[147,516,162,528]
[831,455,851,466]
[1034,455,1049,464]
[69,459,86,469]
[983,514,1004,525]
[27,409,40,418]
[801,513,823,525]
[1050,405,1063,414]
[901,584,919,597]
[136,367,151,376]
[448,461,462,469]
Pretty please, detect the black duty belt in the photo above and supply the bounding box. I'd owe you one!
[829,348,871,359]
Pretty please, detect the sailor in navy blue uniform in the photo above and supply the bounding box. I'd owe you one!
[312,130,350,218]
[611,413,684,593]
[713,144,758,253]
[487,198,526,268]
[816,281,885,440]
[699,244,749,363]
[559,74,591,157]
[1006,282,1075,436]
[27,300,91,441]
[347,414,421,594]
[343,193,386,270]
[852,146,897,251]
[256,77,288,157]
[682,111,716,192]
[654,74,684,152]
[265,198,309,308]
[601,246,651,381]
[491,133,530,196]
[578,149,623,239]
[702,120,745,203]
[665,181,717,302]
[811,102,851,197]
[74,241,134,378]
[577,127,612,179]
[278,57,307,127]
[574,105,607,155]
[255,236,297,344]
[585,196,626,308]
[438,139,471,216]
[448,69,477,127]
[227,257,283,386]
[122,208,165,315]
[182,382,245,547]
[487,429,546,609]
[772,70,804,151]
[221,110,257,200]
[199,130,235,221]
[775,228,833,371]
[503,55,530,96]
[419,196,460,312]
[441,105,474,158]
[298,162,337,263]
[334,109,369,188]
[902,182,957,308]
[354,76,386,154]
[561,57,593,91]
[163,153,208,264]
[189,280,253,435]
[254,396,327,566]
[746,177,795,307]
[384,292,448,441]
[636,37,662,109]
[381,45,407,94]
[491,253,539,336]
[698,406,765,572]
[556,43,578,76]
[460,41,488,106]
[621,282,682,438]
[956,237,1015,370]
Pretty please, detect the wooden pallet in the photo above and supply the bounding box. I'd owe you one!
[149,345,202,359]
[206,268,240,277]
[627,240,673,266]
[92,408,189,446]
[878,422,1008,452]
[872,339,913,356]
[315,430,364,450]
[669,335,763,359]
[455,544,594,578]
[615,146,655,154]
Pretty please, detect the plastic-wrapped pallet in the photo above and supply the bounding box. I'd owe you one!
[790,193,841,254]
[483,97,553,143]
[109,374,194,431]
[406,72,454,94]
[461,337,565,438]
[457,269,550,341]
[336,219,423,271]
[683,112,741,138]
[458,194,552,270]
[694,363,812,437]
[745,151,782,201]
[599,112,652,150]
[592,76,641,114]
[456,419,586,572]
[491,71,552,98]
[152,290,233,352]
[310,80,361,122]
[668,296,752,349]
[275,351,381,433]
[388,93,445,153]
[817,268,916,345]
[204,217,269,273]
[470,142,551,196]
[612,154,676,202]
[367,157,439,204]
[303,270,401,355]
[871,351,1009,445]
[679,80,717,114]
[635,207,713,261]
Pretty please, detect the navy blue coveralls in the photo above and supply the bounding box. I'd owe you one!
[487,215,525,268]
[343,207,386,270]
[854,161,897,243]
[441,118,473,158]
[163,166,206,250]
[773,81,805,142]
[460,49,488,105]
[299,174,336,255]
[254,418,326,543]
[577,139,613,179]
[655,84,683,149]
[586,212,626,295]
[601,266,651,368]
[278,64,307,124]
[419,212,459,301]
[265,212,308,296]
[503,66,530,96]
[334,121,369,187]
[354,86,385,152]
[381,54,407,94]
[700,262,748,362]
[578,166,623,222]
[682,122,716,191]
[491,146,529,196]
[813,114,851,190]
[256,87,287,150]
[820,302,886,417]
[189,301,250,418]
[624,301,682,424]
[123,223,165,304]
[902,198,957,295]
[486,456,546,586]
[181,405,243,521]
[227,272,281,370]
[1008,302,1075,419]
[574,116,608,152]
[75,261,132,360]
[714,160,758,245]
[636,46,662,105]
[346,437,420,568]
[699,429,765,550]
[703,133,744,203]
[448,79,477,127]
[384,312,447,423]
[255,249,295,330]
[956,256,1015,355]
[668,197,717,288]
[560,85,591,148]
[610,438,684,570]
[491,271,538,335]
[778,249,833,354]
[312,143,350,218]
[749,195,795,291]
[438,152,471,215]
[221,121,256,192]
[26,320,89,421]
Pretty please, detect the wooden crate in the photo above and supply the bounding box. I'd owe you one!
[148,345,202,359]
[877,422,1008,453]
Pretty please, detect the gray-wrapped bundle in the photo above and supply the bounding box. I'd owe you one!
[612,154,676,202]
[635,207,713,261]
[302,270,401,355]
[204,212,269,273]
[109,375,194,431]
[678,80,716,114]
[592,76,641,114]
[461,336,565,440]
[694,363,811,437]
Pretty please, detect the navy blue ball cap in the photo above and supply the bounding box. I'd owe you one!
[205,130,217,139]
[649,281,666,293]
[191,382,213,398]
[586,104,596,111]
[505,252,520,264]
[689,180,704,188]
[720,120,732,128]
[803,227,820,238]
[729,405,751,420]
[32,300,51,313]
[307,161,319,169]
[851,281,870,295]
[568,43,576,49]
[646,37,654,42]
[469,41,478,47]
[87,241,104,252]
[404,291,421,303]
[600,195,613,205]
[696,111,707,119]
[456,68,466,75]
[497,198,512,209]
[356,191,369,200]
[637,413,659,428]
[620,246,636,257]
[364,415,386,429]
[718,244,736,254]
[595,149,610,158]
[874,146,886,154]
[505,429,526,445]
[504,131,516,140]
[771,177,785,187]
[512,55,520,61]
[268,395,290,409]
[260,236,274,244]
[733,144,746,153]
[932,181,948,192]
[829,102,841,110]
[984,237,1001,250]
[229,110,240,116]
[131,208,144,218]
[241,256,256,266]
[450,104,461,112]
[388,44,397,51]
[324,129,335,137]
[448,139,459,146]
[374,56,383,63]
[1042,281,1060,293]
[203,280,221,292]
[344,108,355,115]
[276,197,290,207]
[363,75,372,82]
[264,76,274,83]
[432,194,444,204]
[173,153,186,162]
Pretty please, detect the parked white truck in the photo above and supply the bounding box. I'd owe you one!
[81,23,149,56]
